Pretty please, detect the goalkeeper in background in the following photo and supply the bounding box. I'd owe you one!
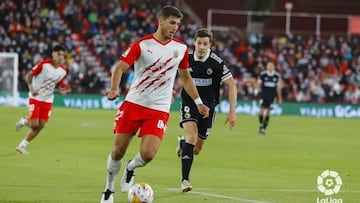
[15,44,70,154]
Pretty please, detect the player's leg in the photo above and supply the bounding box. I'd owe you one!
[259,109,264,125]
[16,100,49,154]
[16,119,44,154]
[180,121,197,192]
[259,99,270,134]
[194,109,214,155]
[263,108,271,130]
[119,135,161,193]
[258,99,265,133]
[15,99,40,131]
[262,99,274,131]
[101,102,139,202]
[101,133,134,203]
[120,106,169,192]
[15,116,28,131]
[194,138,205,155]
[176,134,185,157]
[177,102,195,157]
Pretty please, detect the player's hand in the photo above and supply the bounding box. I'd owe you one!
[107,89,120,100]
[30,89,39,96]
[59,86,72,95]
[197,104,210,118]
[171,89,176,104]
[225,112,237,130]
[28,85,39,96]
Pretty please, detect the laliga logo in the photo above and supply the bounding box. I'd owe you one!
[316,170,343,203]
[317,170,342,195]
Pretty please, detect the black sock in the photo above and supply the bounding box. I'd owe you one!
[181,143,194,181]
[259,115,263,124]
[263,116,270,129]
[180,139,185,149]
[259,115,264,127]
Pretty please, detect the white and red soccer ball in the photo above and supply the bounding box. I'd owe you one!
[128,183,154,203]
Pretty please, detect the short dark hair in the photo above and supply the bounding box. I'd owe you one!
[157,5,183,19]
[194,28,213,42]
[52,44,67,52]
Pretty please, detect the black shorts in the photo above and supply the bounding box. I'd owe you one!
[259,98,275,109]
[179,100,215,140]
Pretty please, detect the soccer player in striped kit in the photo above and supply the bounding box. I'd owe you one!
[15,44,70,154]
[100,6,209,203]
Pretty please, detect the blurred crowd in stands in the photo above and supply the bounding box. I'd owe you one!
[1,0,359,104]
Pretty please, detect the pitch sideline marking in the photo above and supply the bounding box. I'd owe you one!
[167,188,360,193]
[165,188,272,203]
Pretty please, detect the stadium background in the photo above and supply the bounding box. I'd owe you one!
[1,0,360,113]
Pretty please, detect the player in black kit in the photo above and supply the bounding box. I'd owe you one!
[176,28,237,192]
[256,61,282,134]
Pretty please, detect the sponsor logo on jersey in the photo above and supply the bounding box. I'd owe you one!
[173,50,179,58]
[193,78,212,86]
[264,81,276,87]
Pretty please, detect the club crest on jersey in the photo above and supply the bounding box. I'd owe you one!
[173,50,179,58]
[207,68,213,75]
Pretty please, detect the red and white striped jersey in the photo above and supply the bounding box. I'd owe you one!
[121,34,189,113]
[29,59,67,103]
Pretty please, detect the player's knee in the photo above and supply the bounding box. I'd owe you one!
[186,134,197,145]
[141,151,156,162]
[38,123,45,130]
[29,123,42,131]
[112,148,126,160]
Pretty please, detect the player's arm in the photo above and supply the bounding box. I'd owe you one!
[57,80,71,95]
[25,71,38,96]
[108,60,130,100]
[58,86,71,95]
[276,80,283,104]
[178,68,209,118]
[254,77,262,96]
[57,69,71,95]
[223,77,237,129]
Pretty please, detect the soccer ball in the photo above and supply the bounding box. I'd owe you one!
[128,183,154,203]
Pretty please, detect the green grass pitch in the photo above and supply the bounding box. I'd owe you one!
[0,106,359,203]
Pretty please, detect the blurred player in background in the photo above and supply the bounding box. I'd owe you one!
[100,6,209,203]
[176,28,237,192]
[15,44,70,154]
[255,61,282,134]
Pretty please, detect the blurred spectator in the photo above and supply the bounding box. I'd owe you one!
[0,0,359,104]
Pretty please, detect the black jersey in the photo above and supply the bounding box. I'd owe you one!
[181,50,233,106]
[259,70,281,100]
